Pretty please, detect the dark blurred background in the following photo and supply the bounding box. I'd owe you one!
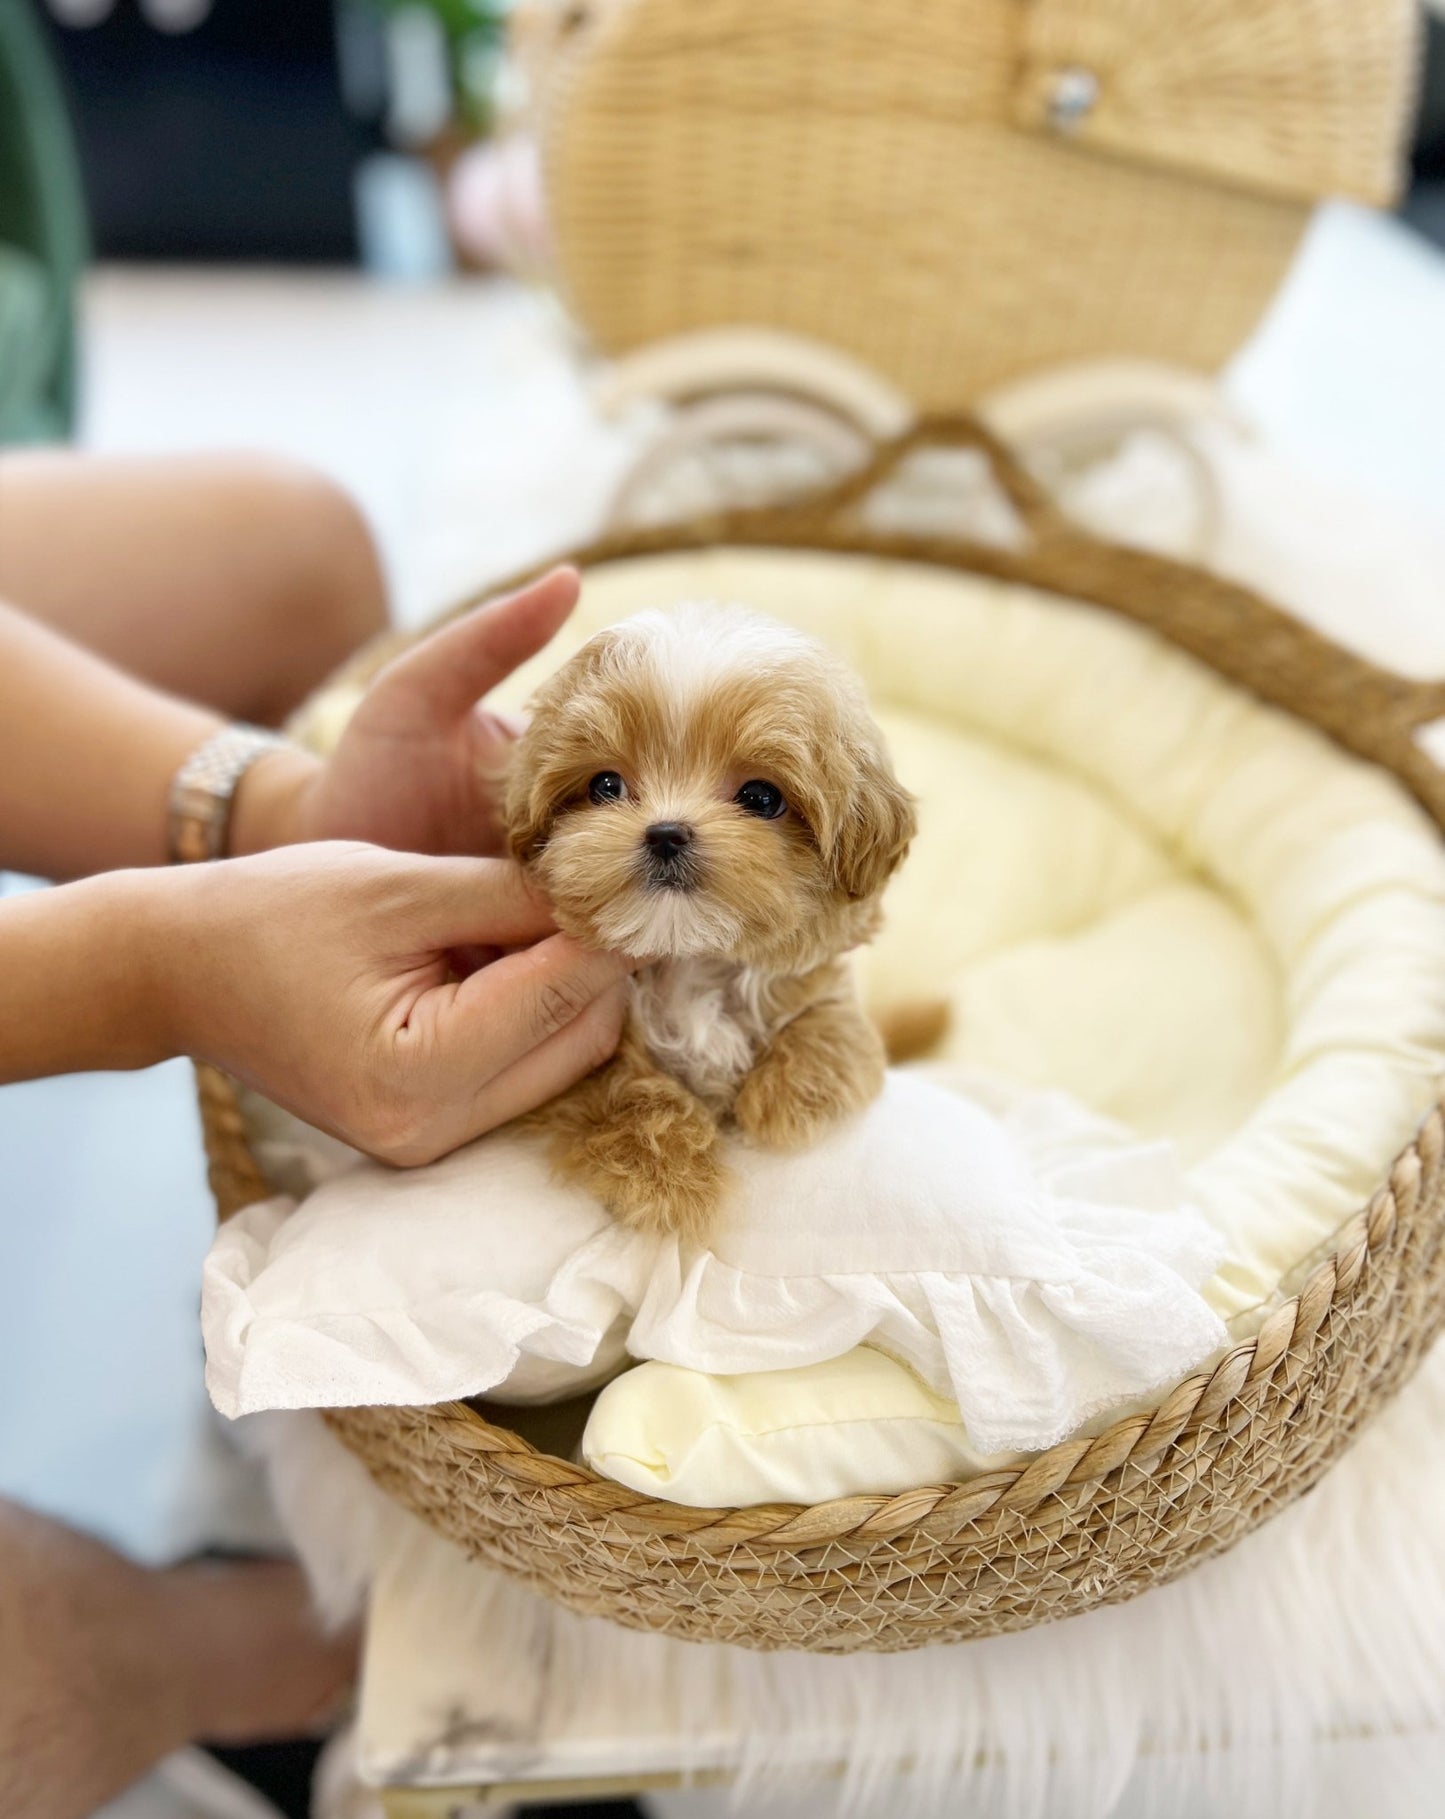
[29,0,1445,266]
[1408,6,1445,243]
[34,0,513,268]
[43,0,370,262]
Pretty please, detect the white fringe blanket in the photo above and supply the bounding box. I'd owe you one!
[254,1328,1445,1819]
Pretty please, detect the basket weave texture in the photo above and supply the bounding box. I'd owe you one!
[200,421,1445,1652]
[517,0,1418,405]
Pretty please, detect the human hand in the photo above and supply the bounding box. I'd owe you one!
[236,567,581,860]
[0,1499,356,1819]
[144,841,631,1164]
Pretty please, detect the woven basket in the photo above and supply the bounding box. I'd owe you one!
[200,419,1445,1653]
[515,0,1418,406]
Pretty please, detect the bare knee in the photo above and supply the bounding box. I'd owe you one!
[0,451,389,724]
[231,462,390,723]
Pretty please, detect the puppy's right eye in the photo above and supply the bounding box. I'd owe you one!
[587,771,628,804]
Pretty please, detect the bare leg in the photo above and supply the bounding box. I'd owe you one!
[0,453,388,724]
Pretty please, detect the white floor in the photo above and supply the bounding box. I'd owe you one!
[79,267,640,632]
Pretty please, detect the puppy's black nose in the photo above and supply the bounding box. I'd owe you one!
[644,821,693,862]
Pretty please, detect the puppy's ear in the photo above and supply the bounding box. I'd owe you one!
[504,626,624,863]
[503,713,563,863]
[829,742,916,901]
[503,748,551,863]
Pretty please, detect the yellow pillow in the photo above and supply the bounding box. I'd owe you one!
[582,1350,1005,1508]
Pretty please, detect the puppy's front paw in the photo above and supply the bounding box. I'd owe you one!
[734,1037,884,1151]
[599,1126,727,1241]
[734,1071,846,1149]
[553,1078,726,1240]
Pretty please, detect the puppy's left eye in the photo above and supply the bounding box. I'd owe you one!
[588,771,629,804]
[735,780,786,820]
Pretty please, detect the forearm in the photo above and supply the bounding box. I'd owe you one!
[0,870,179,1081]
[0,597,220,878]
[0,597,327,876]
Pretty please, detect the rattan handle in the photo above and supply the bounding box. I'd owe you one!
[275,408,1445,852]
[671,413,1445,833]
[784,412,1075,548]
[727,412,1077,552]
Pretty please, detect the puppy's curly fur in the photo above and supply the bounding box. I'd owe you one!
[506,602,915,1238]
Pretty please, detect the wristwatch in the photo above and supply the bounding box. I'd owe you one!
[168,724,290,864]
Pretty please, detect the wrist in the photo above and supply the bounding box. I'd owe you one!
[129,859,244,1066]
[108,868,200,1068]
[227,745,325,855]
[0,869,190,1082]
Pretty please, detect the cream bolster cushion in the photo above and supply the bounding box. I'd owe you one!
[581,1349,1007,1509]
[201,1073,1227,1458]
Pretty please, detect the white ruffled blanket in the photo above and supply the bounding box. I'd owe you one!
[203,1072,1226,1456]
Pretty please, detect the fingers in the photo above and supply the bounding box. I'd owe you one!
[461,980,628,1138]
[450,930,635,1071]
[376,935,631,1163]
[367,567,580,724]
[447,941,503,978]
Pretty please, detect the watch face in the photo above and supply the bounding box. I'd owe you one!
[174,819,211,864]
[170,730,285,861]
[171,785,222,863]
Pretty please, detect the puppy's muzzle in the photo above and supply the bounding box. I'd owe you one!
[642,821,697,890]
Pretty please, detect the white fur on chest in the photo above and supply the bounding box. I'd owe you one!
[629,958,774,1107]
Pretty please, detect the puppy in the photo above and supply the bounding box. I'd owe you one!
[505,602,915,1238]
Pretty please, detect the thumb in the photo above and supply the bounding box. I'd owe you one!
[362,567,580,726]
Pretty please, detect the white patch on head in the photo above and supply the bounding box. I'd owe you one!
[610,601,817,727]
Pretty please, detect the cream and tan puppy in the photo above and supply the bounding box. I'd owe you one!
[506,602,915,1238]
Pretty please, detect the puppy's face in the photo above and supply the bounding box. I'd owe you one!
[506,604,915,970]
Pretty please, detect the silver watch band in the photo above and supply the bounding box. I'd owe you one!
[168,724,290,864]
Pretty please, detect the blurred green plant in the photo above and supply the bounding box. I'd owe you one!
[367,0,514,136]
